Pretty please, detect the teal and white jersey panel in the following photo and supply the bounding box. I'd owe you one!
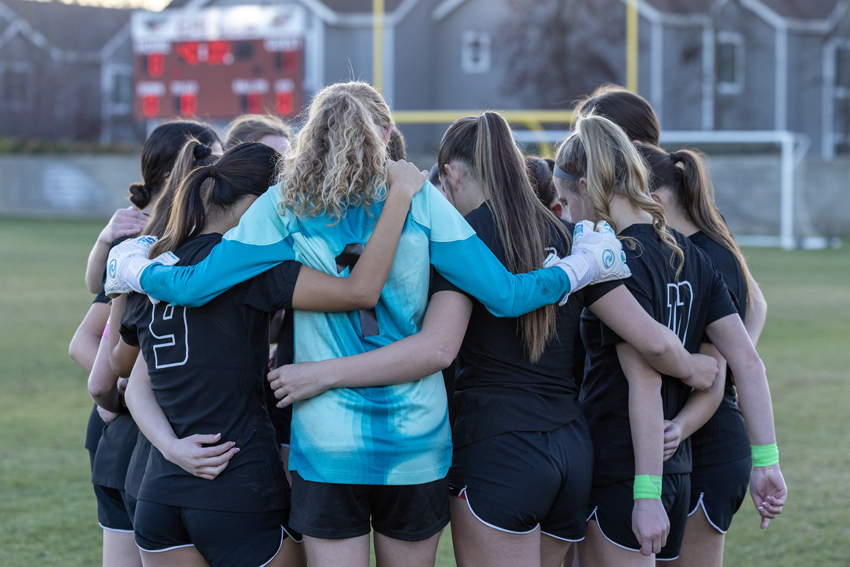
[139,181,571,485]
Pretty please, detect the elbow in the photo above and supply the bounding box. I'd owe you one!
[644,333,669,360]
[351,285,381,310]
[435,346,457,372]
[88,381,107,402]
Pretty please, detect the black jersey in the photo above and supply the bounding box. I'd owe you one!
[580,224,737,486]
[688,231,751,466]
[119,233,301,513]
[431,203,585,448]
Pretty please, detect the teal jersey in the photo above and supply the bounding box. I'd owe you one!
[141,181,571,484]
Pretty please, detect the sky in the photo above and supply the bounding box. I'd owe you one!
[25,0,171,11]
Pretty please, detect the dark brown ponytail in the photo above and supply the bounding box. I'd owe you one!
[439,112,570,362]
[639,145,752,304]
[149,143,280,258]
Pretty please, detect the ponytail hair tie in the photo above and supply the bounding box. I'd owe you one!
[670,152,680,163]
[194,144,213,160]
[207,164,216,179]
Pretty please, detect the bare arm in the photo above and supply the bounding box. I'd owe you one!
[589,286,719,390]
[88,336,121,413]
[745,270,767,346]
[105,294,140,378]
[617,342,669,556]
[664,343,726,461]
[269,290,473,407]
[69,302,110,372]
[125,355,238,480]
[86,208,149,293]
[291,162,428,312]
[706,313,786,528]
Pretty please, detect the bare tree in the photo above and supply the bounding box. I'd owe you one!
[498,0,624,108]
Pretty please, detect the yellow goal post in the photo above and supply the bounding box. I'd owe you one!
[391,110,574,158]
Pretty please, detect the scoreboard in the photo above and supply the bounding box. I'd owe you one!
[131,6,306,121]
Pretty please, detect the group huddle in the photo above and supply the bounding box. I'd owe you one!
[69,81,786,567]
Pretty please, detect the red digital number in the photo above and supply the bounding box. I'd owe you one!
[206,41,230,65]
[147,53,164,77]
[142,95,160,117]
[176,42,200,66]
[247,93,264,114]
[282,50,297,72]
[180,93,197,117]
[275,92,293,116]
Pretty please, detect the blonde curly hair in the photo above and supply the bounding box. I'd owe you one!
[278,81,392,223]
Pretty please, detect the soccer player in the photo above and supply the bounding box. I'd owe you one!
[553,114,786,566]
[76,121,221,567]
[112,142,426,567]
[104,81,630,567]
[640,144,767,567]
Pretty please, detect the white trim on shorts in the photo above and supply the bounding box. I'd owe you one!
[99,523,134,534]
[258,527,286,567]
[586,506,680,562]
[282,525,303,544]
[687,492,727,535]
[541,530,585,543]
[456,487,539,535]
[137,543,195,553]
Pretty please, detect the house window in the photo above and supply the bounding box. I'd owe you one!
[461,31,491,74]
[1,62,33,109]
[836,47,850,89]
[113,73,132,105]
[717,32,744,95]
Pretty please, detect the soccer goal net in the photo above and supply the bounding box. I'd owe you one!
[515,129,833,250]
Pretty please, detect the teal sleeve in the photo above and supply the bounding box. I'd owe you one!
[141,238,295,307]
[410,182,570,317]
[430,238,569,317]
[139,187,296,308]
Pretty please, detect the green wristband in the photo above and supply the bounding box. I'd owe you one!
[633,475,663,500]
[751,443,779,467]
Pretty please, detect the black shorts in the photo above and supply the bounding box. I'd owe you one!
[588,474,690,561]
[689,456,752,533]
[289,471,449,541]
[134,500,300,567]
[93,484,134,533]
[448,418,593,541]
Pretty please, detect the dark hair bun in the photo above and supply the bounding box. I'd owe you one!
[194,144,213,160]
[129,182,153,209]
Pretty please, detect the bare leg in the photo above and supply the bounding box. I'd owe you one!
[103,530,142,567]
[578,519,654,567]
[302,535,370,567]
[374,530,441,567]
[139,546,210,567]
[665,508,724,567]
[540,535,573,567]
[450,496,541,567]
[264,533,307,567]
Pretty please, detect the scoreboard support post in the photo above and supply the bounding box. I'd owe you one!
[373,0,385,95]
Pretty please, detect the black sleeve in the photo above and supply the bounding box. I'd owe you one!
[118,293,144,347]
[706,267,738,325]
[430,267,469,299]
[243,261,302,313]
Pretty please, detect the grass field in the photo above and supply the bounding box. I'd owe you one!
[1,217,848,566]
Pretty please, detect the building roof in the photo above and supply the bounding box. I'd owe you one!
[165,0,406,13]
[640,0,842,20]
[2,0,133,52]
